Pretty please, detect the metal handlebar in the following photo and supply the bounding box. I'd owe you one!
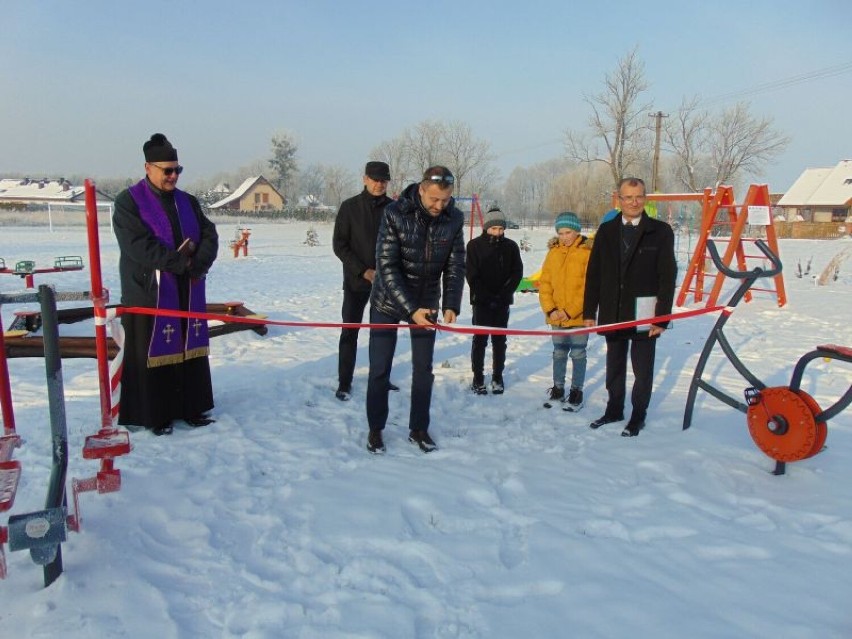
[706,239,782,279]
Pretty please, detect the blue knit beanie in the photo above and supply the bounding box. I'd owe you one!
[554,212,581,232]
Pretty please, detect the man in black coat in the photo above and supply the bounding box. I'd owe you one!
[465,206,524,395]
[332,161,395,401]
[366,166,466,454]
[113,133,219,436]
[583,177,677,437]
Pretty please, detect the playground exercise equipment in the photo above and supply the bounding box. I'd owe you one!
[229,227,251,258]
[683,239,852,475]
[0,255,84,289]
[0,286,100,585]
[0,180,131,586]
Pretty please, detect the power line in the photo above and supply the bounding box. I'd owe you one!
[703,60,852,105]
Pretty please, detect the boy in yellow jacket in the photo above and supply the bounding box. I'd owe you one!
[538,212,592,410]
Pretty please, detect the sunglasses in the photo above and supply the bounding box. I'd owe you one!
[150,163,184,176]
[426,174,455,185]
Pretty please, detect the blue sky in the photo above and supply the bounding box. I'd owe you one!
[2,0,850,191]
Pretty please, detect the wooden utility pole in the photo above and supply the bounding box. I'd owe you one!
[649,111,668,193]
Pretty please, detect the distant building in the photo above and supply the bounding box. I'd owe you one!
[0,177,113,211]
[296,194,335,213]
[778,160,852,223]
[209,176,284,211]
[1,177,82,205]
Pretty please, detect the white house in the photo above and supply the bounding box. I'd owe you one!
[778,160,852,223]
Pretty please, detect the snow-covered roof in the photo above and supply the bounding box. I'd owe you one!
[0,177,86,203]
[778,160,852,207]
[209,176,275,209]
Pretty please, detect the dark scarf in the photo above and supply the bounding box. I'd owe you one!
[128,180,209,368]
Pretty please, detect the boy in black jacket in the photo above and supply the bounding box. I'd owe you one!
[465,206,524,394]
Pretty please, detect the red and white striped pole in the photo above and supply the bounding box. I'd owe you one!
[84,180,115,431]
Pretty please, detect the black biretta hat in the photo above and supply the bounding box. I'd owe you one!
[143,133,178,162]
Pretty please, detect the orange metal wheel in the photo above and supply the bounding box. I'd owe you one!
[795,389,828,459]
[746,387,826,463]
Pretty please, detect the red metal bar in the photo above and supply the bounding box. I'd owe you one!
[0,323,15,436]
[85,180,113,430]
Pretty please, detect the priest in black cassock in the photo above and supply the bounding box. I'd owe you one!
[113,133,219,436]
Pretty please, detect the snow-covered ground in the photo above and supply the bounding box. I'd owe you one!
[1,219,851,638]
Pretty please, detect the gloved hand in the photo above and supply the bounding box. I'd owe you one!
[188,264,208,280]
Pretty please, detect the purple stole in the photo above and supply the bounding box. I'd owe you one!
[128,180,210,368]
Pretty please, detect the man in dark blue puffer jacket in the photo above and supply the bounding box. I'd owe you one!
[365,166,466,454]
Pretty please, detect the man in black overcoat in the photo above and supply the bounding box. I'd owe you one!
[331,161,396,401]
[583,177,676,437]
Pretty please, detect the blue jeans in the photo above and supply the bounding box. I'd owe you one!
[551,327,588,390]
[366,306,436,432]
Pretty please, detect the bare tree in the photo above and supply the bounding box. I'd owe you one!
[268,132,299,197]
[564,47,653,188]
[322,165,357,207]
[298,164,325,201]
[403,120,444,177]
[547,163,613,223]
[464,163,501,201]
[503,159,571,224]
[440,120,495,194]
[370,136,411,197]
[503,167,536,221]
[663,96,713,192]
[665,98,789,191]
[708,102,790,187]
[372,119,497,196]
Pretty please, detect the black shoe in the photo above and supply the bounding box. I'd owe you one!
[152,422,174,436]
[471,381,488,395]
[367,430,385,454]
[335,386,352,401]
[563,388,584,412]
[185,414,215,427]
[589,413,624,429]
[621,421,645,437]
[543,385,565,408]
[388,382,400,392]
[491,378,504,395]
[409,430,437,453]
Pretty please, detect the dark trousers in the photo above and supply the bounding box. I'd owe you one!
[338,286,371,389]
[470,304,510,381]
[604,336,657,423]
[366,306,436,432]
